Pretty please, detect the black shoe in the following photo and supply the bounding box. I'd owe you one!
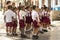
[49,28,51,30]
[42,29,48,32]
[32,35,39,39]
[12,33,14,36]
[15,33,18,36]
[21,34,28,38]
[6,33,9,36]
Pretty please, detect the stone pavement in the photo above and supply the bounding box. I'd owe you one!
[0,11,60,40]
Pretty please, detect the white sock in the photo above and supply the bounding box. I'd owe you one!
[26,28,32,31]
[39,27,43,31]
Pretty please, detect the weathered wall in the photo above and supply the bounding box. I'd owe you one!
[50,10,60,21]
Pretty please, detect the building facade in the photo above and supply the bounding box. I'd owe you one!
[0,0,60,10]
[32,0,60,10]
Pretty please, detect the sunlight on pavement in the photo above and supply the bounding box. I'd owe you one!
[51,21,60,26]
[0,29,6,33]
[0,36,13,40]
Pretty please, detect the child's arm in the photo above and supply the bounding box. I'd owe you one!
[23,16,26,23]
[4,15,6,23]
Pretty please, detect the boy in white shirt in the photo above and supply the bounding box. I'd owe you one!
[4,5,14,35]
[12,7,18,36]
[25,6,32,34]
[3,1,12,15]
[32,5,40,39]
[19,6,27,38]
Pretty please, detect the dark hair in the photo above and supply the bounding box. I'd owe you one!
[41,7,44,9]
[44,7,47,9]
[21,6,25,10]
[43,5,46,7]
[25,6,30,9]
[12,7,17,11]
[32,5,36,10]
[19,3,21,5]
[12,2,15,5]
[8,5,12,9]
[6,1,11,5]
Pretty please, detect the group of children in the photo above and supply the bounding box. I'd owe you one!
[4,1,51,39]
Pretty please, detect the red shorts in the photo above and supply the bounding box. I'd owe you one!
[33,20,39,28]
[13,21,17,28]
[6,22,13,27]
[19,20,25,28]
[26,17,32,23]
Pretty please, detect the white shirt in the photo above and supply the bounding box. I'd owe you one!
[4,9,14,22]
[39,12,42,19]
[32,10,40,22]
[25,10,31,17]
[13,12,17,19]
[42,10,48,16]
[19,10,26,19]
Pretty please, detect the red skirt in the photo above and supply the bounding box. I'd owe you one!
[26,16,32,23]
[6,22,13,27]
[33,20,39,28]
[42,17,51,24]
[19,20,25,28]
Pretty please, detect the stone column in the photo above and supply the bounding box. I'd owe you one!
[42,0,45,5]
[45,0,48,7]
[33,0,35,5]
[58,0,60,6]
[48,0,51,9]
[51,0,55,10]
[39,0,42,8]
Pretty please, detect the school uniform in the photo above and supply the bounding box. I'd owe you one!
[4,9,14,27]
[19,10,26,28]
[38,12,43,23]
[42,11,50,24]
[32,10,40,28]
[13,12,17,28]
[25,10,32,24]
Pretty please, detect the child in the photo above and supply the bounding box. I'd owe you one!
[4,5,14,35]
[38,9,44,34]
[12,2,16,8]
[19,6,27,38]
[42,7,50,32]
[32,5,40,39]
[45,7,51,30]
[12,7,18,36]
[3,1,12,15]
[25,6,32,34]
[17,3,21,20]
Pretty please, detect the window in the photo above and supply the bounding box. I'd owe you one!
[55,0,58,5]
